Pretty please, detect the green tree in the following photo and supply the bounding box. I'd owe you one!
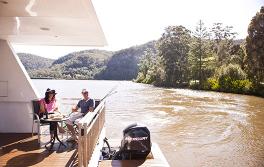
[216,64,251,93]
[244,6,264,84]
[229,43,245,67]
[157,26,191,86]
[210,23,237,66]
[136,48,157,83]
[189,20,211,86]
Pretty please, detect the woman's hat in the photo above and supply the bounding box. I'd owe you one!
[46,88,57,94]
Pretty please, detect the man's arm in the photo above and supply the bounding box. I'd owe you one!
[72,105,79,112]
[89,106,94,112]
[72,100,81,112]
[88,99,95,112]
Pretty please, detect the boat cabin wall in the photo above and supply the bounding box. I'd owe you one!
[0,39,39,133]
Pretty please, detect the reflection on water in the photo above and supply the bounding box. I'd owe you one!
[33,80,264,167]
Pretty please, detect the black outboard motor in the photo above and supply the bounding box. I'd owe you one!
[117,123,151,160]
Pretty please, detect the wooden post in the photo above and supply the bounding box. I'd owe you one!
[87,131,91,162]
[83,123,88,167]
[78,123,83,167]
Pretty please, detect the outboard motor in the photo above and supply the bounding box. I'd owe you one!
[115,123,151,160]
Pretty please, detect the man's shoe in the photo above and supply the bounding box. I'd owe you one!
[58,126,66,133]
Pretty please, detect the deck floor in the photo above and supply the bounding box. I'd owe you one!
[0,133,78,167]
[0,135,170,167]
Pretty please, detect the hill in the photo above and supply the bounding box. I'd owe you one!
[18,41,155,80]
[28,50,113,79]
[95,41,156,80]
[17,53,54,70]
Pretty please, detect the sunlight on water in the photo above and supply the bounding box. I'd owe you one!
[33,80,264,167]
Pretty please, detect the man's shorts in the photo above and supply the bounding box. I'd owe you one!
[66,112,84,125]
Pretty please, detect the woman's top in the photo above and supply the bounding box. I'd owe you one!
[40,98,57,113]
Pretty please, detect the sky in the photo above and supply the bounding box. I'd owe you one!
[13,0,264,59]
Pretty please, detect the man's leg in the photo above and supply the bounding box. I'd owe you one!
[65,113,83,140]
[66,123,77,140]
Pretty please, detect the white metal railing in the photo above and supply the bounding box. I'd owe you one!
[58,98,80,115]
[78,99,106,167]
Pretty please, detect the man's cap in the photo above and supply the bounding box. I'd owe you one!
[82,89,88,93]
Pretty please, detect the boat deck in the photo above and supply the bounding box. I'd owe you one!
[0,134,169,167]
[0,133,78,167]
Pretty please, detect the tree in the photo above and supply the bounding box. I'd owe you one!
[210,23,237,66]
[229,43,245,67]
[189,20,211,86]
[157,26,191,86]
[244,6,264,84]
[138,49,154,77]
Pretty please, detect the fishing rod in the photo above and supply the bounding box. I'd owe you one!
[101,83,119,101]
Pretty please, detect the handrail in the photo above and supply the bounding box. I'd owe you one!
[78,99,105,125]
[78,99,106,167]
[59,97,101,101]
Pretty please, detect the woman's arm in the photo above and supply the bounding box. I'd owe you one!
[54,100,58,111]
[39,101,46,113]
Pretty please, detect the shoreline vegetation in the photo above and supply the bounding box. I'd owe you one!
[135,7,264,98]
[19,6,264,98]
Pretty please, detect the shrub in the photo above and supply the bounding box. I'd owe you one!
[217,64,247,81]
[231,79,252,93]
[215,64,252,93]
[207,78,220,90]
[251,82,264,97]
[135,72,145,83]
[202,77,252,94]
[189,80,200,89]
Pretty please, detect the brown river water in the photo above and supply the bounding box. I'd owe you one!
[33,80,264,167]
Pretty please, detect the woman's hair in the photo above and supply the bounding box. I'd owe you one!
[44,88,55,104]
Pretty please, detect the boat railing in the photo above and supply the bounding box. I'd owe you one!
[57,98,100,115]
[77,99,106,167]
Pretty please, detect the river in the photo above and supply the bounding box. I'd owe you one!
[33,80,264,167]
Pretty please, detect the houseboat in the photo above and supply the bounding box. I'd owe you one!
[0,0,169,166]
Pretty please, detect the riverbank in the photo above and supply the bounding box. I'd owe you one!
[189,78,264,98]
[134,79,264,98]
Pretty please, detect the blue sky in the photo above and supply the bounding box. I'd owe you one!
[13,0,264,59]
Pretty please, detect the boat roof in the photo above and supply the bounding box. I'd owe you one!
[0,0,107,46]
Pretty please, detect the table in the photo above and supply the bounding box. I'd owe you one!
[40,117,68,150]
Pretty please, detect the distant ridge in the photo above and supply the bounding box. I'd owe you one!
[18,41,156,80]
[17,53,54,70]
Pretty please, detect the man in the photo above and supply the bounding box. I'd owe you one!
[66,89,95,141]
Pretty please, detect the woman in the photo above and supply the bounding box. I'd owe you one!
[40,88,60,140]
[40,88,58,113]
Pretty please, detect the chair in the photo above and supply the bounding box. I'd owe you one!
[95,99,100,109]
[64,99,101,137]
[31,99,49,143]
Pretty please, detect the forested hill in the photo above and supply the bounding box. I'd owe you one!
[22,49,113,79]
[18,53,54,70]
[18,41,155,80]
[95,41,155,80]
